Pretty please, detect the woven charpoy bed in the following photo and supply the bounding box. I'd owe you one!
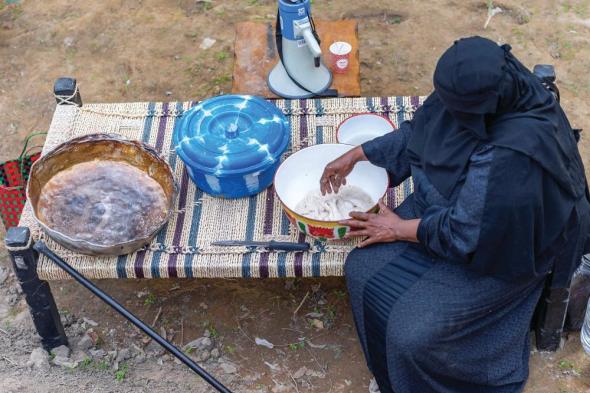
[19,96,424,280]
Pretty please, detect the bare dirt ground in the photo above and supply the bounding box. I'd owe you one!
[1,0,590,392]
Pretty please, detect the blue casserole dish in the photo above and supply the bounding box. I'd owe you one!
[173,95,290,198]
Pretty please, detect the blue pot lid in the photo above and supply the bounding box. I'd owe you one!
[173,95,290,176]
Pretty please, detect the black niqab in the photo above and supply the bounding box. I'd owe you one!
[408,37,584,200]
[407,36,589,283]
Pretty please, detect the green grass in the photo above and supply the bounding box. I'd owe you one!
[115,363,129,381]
[558,359,573,369]
[201,320,220,338]
[517,11,530,24]
[511,28,525,37]
[561,1,588,17]
[388,15,402,24]
[216,51,229,62]
[208,326,219,338]
[574,3,589,17]
[96,359,110,371]
[78,358,92,369]
[557,359,581,373]
[212,75,231,85]
[143,293,156,306]
[333,289,347,300]
[326,304,337,321]
[225,344,236,354]
[289,341,305,351]
[7,307,19,319]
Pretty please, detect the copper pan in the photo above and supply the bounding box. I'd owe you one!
[26,134,177,256]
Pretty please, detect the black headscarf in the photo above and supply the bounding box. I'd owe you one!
[407,36,589,283]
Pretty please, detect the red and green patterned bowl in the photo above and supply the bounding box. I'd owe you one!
[274,144,389,241]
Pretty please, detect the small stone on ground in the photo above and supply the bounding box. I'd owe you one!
[199,37,216,50]
[27,348,50,370]
[51,345,70,359]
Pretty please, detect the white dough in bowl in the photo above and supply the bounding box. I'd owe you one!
[295,185,375,221]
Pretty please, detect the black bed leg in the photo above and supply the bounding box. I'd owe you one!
[535,286,569,351]
[5,227,68,351]
[53,77,82,106]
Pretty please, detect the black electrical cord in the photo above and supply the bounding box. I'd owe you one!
[274,9,338,97]
[33,241,234,393]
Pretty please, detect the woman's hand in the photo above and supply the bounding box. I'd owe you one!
[320,146,367,195]
[340,199,420,248]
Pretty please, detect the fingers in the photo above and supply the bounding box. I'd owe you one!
[320,164,334,195]
[330,175,342,194]
[344,229,370,238]
[327,178,344,194]
[349,211,371,220]
[378,198,397,216]
[320,168,337,195]
[338,219,367,228]
[320,176,332,195]
[320,173,344,195]
[320,159,350,195]
[359,236,381,248]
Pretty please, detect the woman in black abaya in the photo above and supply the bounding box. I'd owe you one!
[320,37,590,393]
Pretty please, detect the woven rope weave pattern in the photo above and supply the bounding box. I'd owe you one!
[19,97,424,280]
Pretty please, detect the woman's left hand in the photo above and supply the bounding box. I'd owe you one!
[339,199,419,247]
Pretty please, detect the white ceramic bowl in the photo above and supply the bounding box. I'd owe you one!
[336,113,395,145]
[274,144,389,240]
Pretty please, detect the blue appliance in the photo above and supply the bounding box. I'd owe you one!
[173,95,290,198]
[267,0,333,98]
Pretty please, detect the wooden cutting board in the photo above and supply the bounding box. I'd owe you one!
[232,19,360,98]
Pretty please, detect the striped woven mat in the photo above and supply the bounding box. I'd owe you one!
[19,96,424,280]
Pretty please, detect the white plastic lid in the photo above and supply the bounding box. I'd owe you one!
[329,41,352,55]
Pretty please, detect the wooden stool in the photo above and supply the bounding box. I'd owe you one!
[232,20,360,98]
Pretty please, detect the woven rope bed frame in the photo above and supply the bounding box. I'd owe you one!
[19,96,424,280]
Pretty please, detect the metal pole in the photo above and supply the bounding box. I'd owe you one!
[34,241,233,393]
[5,228,68,350]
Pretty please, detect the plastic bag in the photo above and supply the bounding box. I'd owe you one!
[566,255,590,331]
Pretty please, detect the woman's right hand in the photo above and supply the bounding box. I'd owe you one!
[320,146,367,195]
